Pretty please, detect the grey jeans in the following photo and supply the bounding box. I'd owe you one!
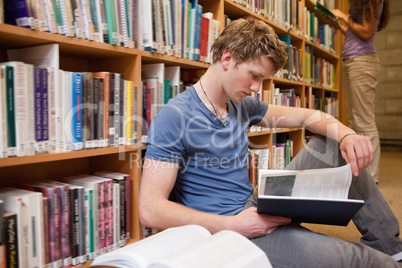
[245,135,402,267]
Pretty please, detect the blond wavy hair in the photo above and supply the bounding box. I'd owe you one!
[210,16,288,73]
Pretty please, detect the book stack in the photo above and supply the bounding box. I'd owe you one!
[0,171,131,268]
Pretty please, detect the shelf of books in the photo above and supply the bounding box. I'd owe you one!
[0,0,342,266]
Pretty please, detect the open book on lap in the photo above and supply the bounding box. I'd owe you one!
[90,225,271,268]
[257,164,365,226]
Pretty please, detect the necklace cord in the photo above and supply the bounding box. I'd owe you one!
[199,76,227,120]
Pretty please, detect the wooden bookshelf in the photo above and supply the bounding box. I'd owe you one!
[0,0,343,266]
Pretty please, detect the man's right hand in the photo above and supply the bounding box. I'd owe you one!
[231,207,291,238]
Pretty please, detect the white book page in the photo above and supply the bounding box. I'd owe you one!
[149,230,271,268]
[292,164,352,199]
[90,225,211,268]
[259,164,352,200]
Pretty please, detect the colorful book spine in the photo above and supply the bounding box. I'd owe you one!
[42,68,50,154]
[193,4,202,61]
[3,66,16,157]
[3,211,18,268]
[4,0,32,28]
[71,72,83,151]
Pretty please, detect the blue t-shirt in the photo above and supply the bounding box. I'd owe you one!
[145,86,268,215]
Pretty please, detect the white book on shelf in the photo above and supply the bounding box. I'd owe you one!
[0,189,30,268]
[90,224,272,268]
[142,63,165,116]
[142,0,153,51]
[25,63,36,156]
[7,44,61,153]
[164,66,180,99]
[0,187,45,268]
[0,67,8,158]
[63,71,73,152]
[0,61,28,157]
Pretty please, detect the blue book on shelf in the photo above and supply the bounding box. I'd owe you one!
[34,67,43,154]
[193,4,203,61]
[4,0,32,28]
[42,68,49,154]
[188,0,198,60]
[71,72,83,151]
[279,35,292,80]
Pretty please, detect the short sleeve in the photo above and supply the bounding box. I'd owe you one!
[241,97,268,126]
[145,104,188,164]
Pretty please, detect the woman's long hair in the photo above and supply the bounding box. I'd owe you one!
[349,0,389,31]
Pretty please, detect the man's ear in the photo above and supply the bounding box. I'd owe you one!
[221,50,233,71]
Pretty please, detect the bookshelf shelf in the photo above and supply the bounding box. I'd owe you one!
[0,146,143,168]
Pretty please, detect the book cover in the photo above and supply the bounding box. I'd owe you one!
[0,191,28,268]
[43,181,72,268]
[0,65,16,157]
[257,164,365,226]
[3,211,18,268]
[193,4,202,61]
[82,72,95,150]
[314,2,336,21]
[125,80,135,146]
[103,0,118,44]
[118,74,125,146]
[25,63,35,156]
[4,0,32,28]
[41,68,50,154]
[1,187,44,268]
[0,68,8,158]
[18,183,62,268]
[93,77,103,148]
[60,175,101,258]
[0,62,28,157]
[95,171,128,246]
[83,188,94,259]
[65,184,86,265]
[93,72,110,147]
[71,72,83,151]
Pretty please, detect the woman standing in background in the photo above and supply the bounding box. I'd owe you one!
[332,0,390,184]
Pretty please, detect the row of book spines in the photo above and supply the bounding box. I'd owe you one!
[148,2,220,64]
[304,47,335,88]
[0,62,139,159]
[2,0,220,63]
[247,141,293,191]
[248,148,270,190]
[273,35,303,82]
[233,0,305,37]
[1,173,130,268]
[306,91,337,115]
[232,0,337,51]
[305,8,336,52]
[3,0,130,45]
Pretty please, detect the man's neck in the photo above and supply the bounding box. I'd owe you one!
[195,69,228,111]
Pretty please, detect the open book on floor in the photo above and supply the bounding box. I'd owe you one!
[90,224,271,268]
[257,164,365,226]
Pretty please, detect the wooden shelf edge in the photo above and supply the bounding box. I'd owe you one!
[248,127,304,137]
[0,145,145,168]
[0,23,211,68]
